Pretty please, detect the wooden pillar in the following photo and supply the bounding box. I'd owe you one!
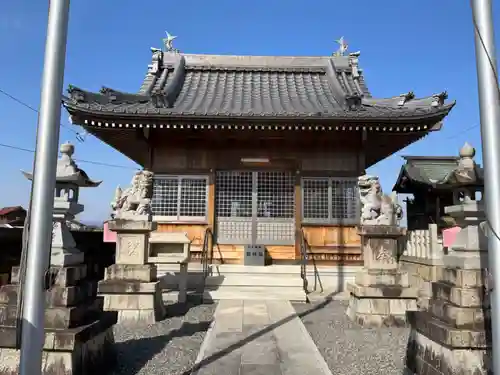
[140,128,154,170]
[294,170,302,260]
[148,145,154,170]
[207,169,216,262]
[358,129,367,175]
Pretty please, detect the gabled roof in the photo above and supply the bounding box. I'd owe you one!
[393,155,484,193]
[63,50,455,126]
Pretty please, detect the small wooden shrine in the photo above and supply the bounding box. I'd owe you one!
[393,143,483,230]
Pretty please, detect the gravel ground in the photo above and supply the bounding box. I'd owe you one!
[110,301,216,375]
[293,299,409,375]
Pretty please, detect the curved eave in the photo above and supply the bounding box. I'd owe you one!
[63,100,455,126]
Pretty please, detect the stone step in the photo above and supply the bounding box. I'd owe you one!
[162,287,307,302]
[156,263,360,295]
[203,274,304,288]
[156,264,303,275]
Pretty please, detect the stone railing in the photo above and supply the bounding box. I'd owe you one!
[400,224,444,310]
[403,224,443,260]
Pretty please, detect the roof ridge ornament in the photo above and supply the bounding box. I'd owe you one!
[148,47,163,75]
[163,31,179,53]
[333,36,349,56]
[345,93,363,111]
[398,91,415,106]
[431,91,448,107]
[348,51,361,78]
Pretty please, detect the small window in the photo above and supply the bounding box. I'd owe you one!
[152,175,208,222]
[302,177,358,224]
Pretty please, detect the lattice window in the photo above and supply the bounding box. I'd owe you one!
[257,171,295,219]
[302,177,358,224]
[152,175,208,221]
[216,171,253,218]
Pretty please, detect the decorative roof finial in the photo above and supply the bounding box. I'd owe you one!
[459,142,476,159]
[163,31,178,53]
[333,36,348,56]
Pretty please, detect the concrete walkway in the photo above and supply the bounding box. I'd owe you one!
[191,300,333,375]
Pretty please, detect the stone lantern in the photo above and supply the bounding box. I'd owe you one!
[22,142,101,266]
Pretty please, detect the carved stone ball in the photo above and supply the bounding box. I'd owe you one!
[60,142,74,157]
[459,142,475,159]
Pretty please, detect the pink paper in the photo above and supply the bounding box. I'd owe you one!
[442,226,461,248]
[103,221,117,243]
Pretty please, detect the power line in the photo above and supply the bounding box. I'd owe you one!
[0,87,86,142]
[0,142,138,170]
[428,3,500,145]
[441,123,480,141]
[434,3,500,143]
[471,1,500,96]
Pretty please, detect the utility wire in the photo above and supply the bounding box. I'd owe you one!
[0,87,86,142]
[0,142,138,170]
[427,3,500,144]
[471,1,500,95]
[443,123,481,140]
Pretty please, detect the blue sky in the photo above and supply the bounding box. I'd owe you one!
[0,0,498,223]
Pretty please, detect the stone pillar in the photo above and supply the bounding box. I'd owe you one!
[346,225,418,327]
[0,264,117,374]
[405,200,491,374]
[98,219,166,324]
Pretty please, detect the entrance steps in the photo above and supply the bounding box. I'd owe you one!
[157,264,307,302]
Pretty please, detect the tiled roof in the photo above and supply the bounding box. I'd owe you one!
[63,50,455,124]
[393,156,484,192]
[404,157,460,183]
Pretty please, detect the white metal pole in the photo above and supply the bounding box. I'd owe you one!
[470,0,500,373]
[19,0,70,374]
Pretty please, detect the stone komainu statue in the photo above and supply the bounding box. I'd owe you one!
[358,175,403,226]
[111,170,154,220]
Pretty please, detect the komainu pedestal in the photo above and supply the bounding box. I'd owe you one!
[405,201,491,374]
[98,219,166,324]
[346,225,418,327]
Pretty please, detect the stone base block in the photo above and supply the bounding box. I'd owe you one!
[98,280,165,324]
[50,250,85,267]
[405,311,491,375]
[347,282,418,299]
[117,309,158,324]
[107,219,157,232]
[0,312,117,375]
[104,264,156,283]
[11,264,87,287]
[346,282,418,327]
[432,281,487,308]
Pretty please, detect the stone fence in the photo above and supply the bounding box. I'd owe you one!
[399,224,444,309]
[402,224,443,260]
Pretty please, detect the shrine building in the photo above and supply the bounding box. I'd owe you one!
[63,36,455,266]
[393,145,483,231]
